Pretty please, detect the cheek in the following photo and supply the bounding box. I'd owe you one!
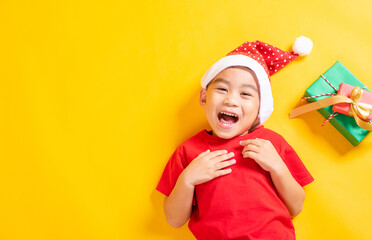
[204,103,217,121]
[243,101,260,116]
[205,94,220,110]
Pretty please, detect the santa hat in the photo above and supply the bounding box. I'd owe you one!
[200,36,313,125]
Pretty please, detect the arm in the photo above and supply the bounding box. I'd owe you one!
[268,162,305,218]
[163,149,236,228]
[163,172,195,228]
[240,139,305,218]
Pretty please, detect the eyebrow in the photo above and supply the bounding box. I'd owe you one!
[212,78,258,92]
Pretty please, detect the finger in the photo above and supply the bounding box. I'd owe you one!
[211,151,235,163]
[243,151,258,159]
[254,138,271,145]
[240,139,252,146]
[195,149,223,161]
[242,144,260,154]
[215,168,232,177]
[205,150,230,160]
[216,159,236,170]
[241,138,268,148]
[196,149,211,159]
[240,138,262,146]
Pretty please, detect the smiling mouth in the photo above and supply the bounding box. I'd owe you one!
[218,112,239,128]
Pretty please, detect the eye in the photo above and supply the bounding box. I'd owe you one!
[241,92,252,97]
[216,87,228,92]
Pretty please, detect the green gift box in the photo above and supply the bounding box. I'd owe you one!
[304,61,371,146]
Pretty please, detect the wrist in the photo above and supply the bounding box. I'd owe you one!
[269,159,287,176]
[179,170,196,189]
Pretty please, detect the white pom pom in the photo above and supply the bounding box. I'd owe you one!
[292,36,313,56]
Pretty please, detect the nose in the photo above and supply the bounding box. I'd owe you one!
[224,94,238,107]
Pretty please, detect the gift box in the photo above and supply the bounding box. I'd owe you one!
[298,61,371,146]
[332,83,372,121]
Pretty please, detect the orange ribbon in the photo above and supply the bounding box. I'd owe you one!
[290,86,372,131]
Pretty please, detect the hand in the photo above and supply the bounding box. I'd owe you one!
[240,138,285,173]
[181,149,236,187]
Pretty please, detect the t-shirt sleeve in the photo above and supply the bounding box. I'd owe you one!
[156,146,187,196]
[280,141,314,187]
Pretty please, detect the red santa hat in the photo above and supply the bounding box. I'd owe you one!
[201,36,313,125]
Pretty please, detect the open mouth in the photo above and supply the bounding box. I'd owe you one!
[218,111,239,128]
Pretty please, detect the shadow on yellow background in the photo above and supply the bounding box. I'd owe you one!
[291,101,355,155]
[1,0,372,239]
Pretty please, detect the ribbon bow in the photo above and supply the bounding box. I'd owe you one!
[349,87,372,120]
[290,86,372,131]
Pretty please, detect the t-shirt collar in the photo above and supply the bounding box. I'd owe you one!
[202,125,264,144]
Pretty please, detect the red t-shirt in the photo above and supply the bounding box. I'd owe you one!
[156,126,314,240]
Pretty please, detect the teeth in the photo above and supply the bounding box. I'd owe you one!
[221,112,238,117]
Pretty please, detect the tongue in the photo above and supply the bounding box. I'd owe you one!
[221,114,236,124]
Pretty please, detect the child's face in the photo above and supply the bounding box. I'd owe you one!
[200,66,260,139]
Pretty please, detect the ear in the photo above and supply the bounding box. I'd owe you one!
[199,88,207,108]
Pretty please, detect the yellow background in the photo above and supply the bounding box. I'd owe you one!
[1,0,372,239]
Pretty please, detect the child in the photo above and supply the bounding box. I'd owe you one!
[156,36,314,240]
